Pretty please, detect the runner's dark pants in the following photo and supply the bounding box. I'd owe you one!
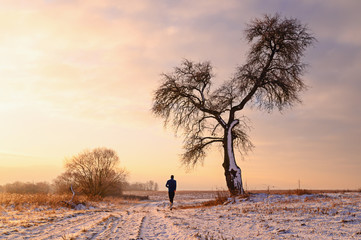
[168,191,175,203]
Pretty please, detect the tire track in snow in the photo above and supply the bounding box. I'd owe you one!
[7,210,110,240]
[136,202,197,240]
[1,202,196,239]
[77,205,148,239]
[79,214,122,240]
[136,215,147,239]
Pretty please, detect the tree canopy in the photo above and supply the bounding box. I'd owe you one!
[152,14,315,194]
[54,147,127,197]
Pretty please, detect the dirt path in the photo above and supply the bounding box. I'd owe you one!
[2,193,360,239]
[3,209,110,239]
[0,201,196,240]
[136,202,196,240]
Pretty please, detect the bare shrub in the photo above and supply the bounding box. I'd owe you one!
[55,147,128,198]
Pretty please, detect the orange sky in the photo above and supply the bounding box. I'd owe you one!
[0,0,360,190]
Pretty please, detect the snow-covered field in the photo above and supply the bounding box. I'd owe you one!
[1,191,360,239]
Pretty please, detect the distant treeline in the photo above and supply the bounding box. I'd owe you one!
[123,180,159,191]
[0,180,159,195]
[0,148,160,197]
[0,181,52,194]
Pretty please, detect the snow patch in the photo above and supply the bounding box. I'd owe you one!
[226,119,242,190]
[1,192,360,239]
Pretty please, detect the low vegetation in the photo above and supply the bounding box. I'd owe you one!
[178,191,231,209]
[0,193,89,209]
[0,181,52,194]
[249,189,361,195]
[0,192,147,212]
[55,147,127,198]
[201,191,230,207]
[1,188,359,212]
[123,181,159,191]
[176,188,361,210]
[1,190,359,239]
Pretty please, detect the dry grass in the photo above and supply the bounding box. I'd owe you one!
[102,196,143,205]
[249,189,360,195]
[0,193,135,211]
[0,193,89,210]
[178,191,231,209]
[202,190,230,207]
[239,193,355,216]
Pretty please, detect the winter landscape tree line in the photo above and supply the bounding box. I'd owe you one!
[0,178,158,196]
[0,148,158,196]
[0,179,158,195]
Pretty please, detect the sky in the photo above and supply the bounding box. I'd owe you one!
[0,0,360,190]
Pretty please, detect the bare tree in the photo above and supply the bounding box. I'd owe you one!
[152,14,315,195]
[56,147,127,197]
[53,171,76,194]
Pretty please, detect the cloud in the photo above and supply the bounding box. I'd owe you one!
[0,0,360,189]
[1,0,252,125]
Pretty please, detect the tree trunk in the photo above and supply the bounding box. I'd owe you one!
[222,120,245,195]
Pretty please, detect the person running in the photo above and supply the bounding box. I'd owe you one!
[165,175,177,210]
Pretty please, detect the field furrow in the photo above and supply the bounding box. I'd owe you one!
[0,192,360,240]
[4,211,109,240]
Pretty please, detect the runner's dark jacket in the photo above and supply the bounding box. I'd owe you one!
[166,179,177,192]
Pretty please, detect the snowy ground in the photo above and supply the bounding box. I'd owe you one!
[1,191,360,239]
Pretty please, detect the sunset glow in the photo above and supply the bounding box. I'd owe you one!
[1,0,360,190]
